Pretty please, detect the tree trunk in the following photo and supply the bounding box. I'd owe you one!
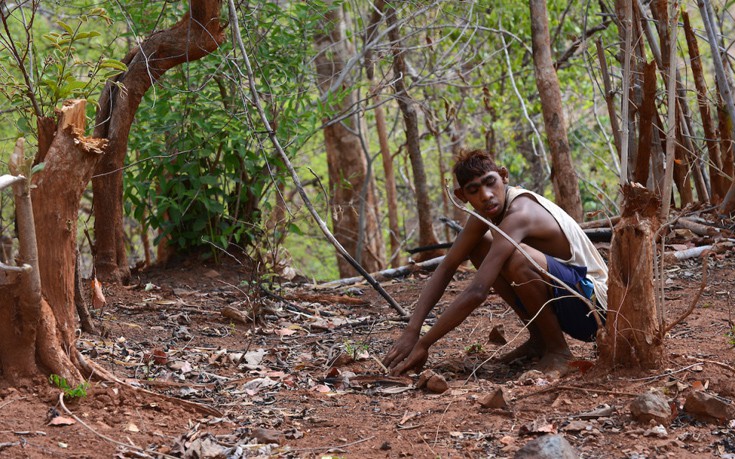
[529,0,583,221]
[314,1,385,277]
[375,95,402,267]
[599,184,663,369]
[0,100,105,385]
[682,11,725,203]
[386,7,440,258]
[92,0,226,283]
[364,0,401,268]
[634,61,657,185]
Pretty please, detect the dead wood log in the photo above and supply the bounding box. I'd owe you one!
[599,183,663,369]
[579,216,621,229]
[675,217,721,237]
[663,241,731,264]
[317,256,446,289]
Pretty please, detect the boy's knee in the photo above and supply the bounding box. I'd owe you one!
[501,249,534,281]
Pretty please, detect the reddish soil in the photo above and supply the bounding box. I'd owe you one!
[1,249,734,458]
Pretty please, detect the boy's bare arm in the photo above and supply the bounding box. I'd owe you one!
[390,212,530,375]
[383,217,488,369]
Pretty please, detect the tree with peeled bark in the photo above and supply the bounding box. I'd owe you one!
[92,0,226,283]
[529,0,583,222]
[0,101,105,385]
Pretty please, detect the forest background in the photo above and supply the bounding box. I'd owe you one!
[1,0,733,285]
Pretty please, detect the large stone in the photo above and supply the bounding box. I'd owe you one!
[417,370,448,394]
[629,392,671,425]
[514,434,579,459]
[478,387,510,410]
[684,391,735,423]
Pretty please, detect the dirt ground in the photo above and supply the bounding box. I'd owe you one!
[1,243,734,458]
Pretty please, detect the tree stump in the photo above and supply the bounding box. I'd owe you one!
[599,183,663,369]
[0,100,106,385]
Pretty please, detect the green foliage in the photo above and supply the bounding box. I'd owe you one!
[343,340,370,359]
[121,1,331,261]
[48,374,90,399]
[464,343,485,355]
[0,4,126,141]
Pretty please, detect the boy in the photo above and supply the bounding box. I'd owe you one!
[383,149,607,376]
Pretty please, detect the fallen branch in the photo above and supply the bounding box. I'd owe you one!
[663,241,731,264]
[226,0,406,318]
[676,217,722,237]
[516,384,639,401]
[317,256,445,289]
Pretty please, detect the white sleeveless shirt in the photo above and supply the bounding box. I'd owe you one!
[505,186,608,309]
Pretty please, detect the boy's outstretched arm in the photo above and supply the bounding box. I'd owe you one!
[382,261,457,370]
[390,283,489,375]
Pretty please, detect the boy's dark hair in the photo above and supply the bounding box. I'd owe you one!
[452,149,500,188]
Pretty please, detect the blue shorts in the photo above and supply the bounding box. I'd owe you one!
[516,255,605,342]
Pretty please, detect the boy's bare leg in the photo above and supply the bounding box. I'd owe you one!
[469,235,546,363]
[500,246,573,374]
[491,277,545,363]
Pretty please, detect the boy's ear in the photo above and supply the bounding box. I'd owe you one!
[499,167,509,183]
[453,187,467,203]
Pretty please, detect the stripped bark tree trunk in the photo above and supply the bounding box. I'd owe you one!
[0,100,106,385]
[92,0,226,283]
[386,6,440,257]
[599,184,663,369]
[634,61,657,186]
[314,1,385,276]
[529,0,583,221]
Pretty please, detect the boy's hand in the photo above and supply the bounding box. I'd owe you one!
[382,330,419,371]
[390,343,428,376]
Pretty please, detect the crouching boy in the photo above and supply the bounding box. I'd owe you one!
[383,149,607,376]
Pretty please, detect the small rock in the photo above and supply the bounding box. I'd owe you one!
[643,425,668,438]
[478,387,510,409]
[514,434,579,459]
[562,420,591,432]
[487,325,507,344]
[630,392,671,425]
[683,390,735,422]
[379,441,391,451]
[517,369,546,385]
[416,370,448,394]
[203,269,220,278]
[251,427,283,445]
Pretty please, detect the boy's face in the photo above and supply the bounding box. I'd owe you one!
[454,168,509,221]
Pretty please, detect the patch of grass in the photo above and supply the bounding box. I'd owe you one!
[49,374,90,399]
[343,340,369,359]
[464,343,485,355]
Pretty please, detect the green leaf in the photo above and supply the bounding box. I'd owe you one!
[99,58,127,72]
[56,21,74,35]
[76,31,101,40]
[288,222,303,236]
[31,162,46,175]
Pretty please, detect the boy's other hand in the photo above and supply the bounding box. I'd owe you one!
[390,343,428,376]
[382,330,419,371]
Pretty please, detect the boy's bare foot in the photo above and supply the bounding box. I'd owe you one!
[534,350,573,376]
[496,338,545,363]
